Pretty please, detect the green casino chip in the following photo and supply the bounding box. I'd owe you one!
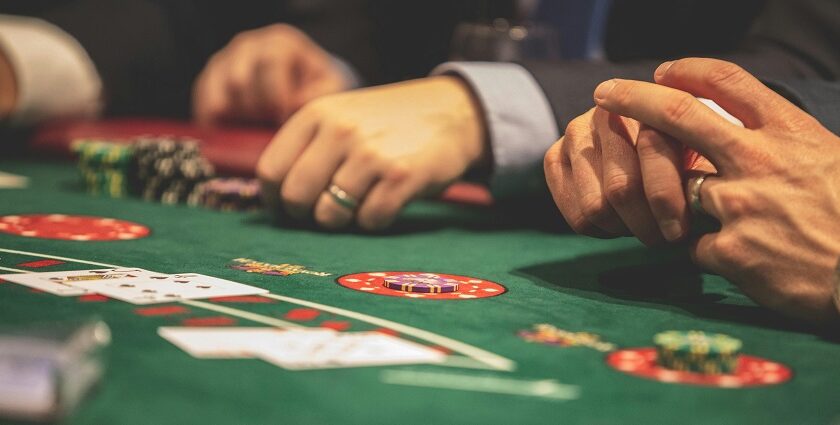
[654,330,742,374]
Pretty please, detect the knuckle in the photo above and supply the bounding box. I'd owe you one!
[603,173,640,205]
[608,80,633,107]
[712,233,742,265]
[383,161,412,183]
[356,145,383,164]
[635,134,673,160]
[328,120,361,142]
[579,193,609,222]
[563,118,589,140]
[543,140,565,172]
[645,184,681,215]
[706,62,749,90]
[662,94,697,125]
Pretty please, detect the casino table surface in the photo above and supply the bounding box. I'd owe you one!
[1,158,839,425]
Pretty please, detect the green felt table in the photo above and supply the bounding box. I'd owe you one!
[1,158,839,425]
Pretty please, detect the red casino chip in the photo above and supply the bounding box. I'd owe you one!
[337,271,506,300]
[606,348,793,388]
[0,214,150,241]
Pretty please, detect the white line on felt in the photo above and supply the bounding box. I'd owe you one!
[260,293,516,372]
[0,266,28,273]
[0,247,516,372]
[379,370,580,400]
[0,248,119,268]
[435,356,507,371]
[179,299,303,329]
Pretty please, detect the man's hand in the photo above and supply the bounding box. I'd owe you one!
[0,48,17,119]
[192,24,349,126]
[544,107,715,245]
[594,58,840,323]
[256,76,488,231]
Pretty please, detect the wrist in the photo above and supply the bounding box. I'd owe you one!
[0,48,17,118]
[432,75,491,171]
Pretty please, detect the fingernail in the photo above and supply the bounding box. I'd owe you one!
[654,61,674,80]
[659,219,684,242]
[593,80,617,101]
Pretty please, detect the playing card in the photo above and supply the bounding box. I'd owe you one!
[68,273,267,304]
[157,327,444,370]
[254,331,446,370]
[157,327,294,359]
[0,269,155,296]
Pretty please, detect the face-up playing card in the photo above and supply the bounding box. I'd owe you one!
[0,269,155,296]
[157,327,298,359]
[67,273,267,304]
[157,327,445,370]
[254,331,446,370]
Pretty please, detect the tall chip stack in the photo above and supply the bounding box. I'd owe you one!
[72,140,135,198]
[654,330,742,374]
[72,136,268,211]
[130,137,215,205]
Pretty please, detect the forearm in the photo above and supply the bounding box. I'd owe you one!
[0,48,16,119]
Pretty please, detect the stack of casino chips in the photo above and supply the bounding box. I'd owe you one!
[654,330,742,374]
[130,137,215,205]
[187,177,263,212]
[72,140,135,198]
[382,274,460,294]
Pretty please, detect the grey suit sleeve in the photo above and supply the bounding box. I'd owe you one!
[432,62,559,199]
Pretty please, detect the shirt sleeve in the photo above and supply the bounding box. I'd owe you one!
[0,14,103,125]
[432,62,559,198]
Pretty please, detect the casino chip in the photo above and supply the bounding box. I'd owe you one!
[131,137,215,205]
[0,214,150,241]
[606,348,792,388]
[187,178,262,212]
[337,271,506,300]
[654,330,742,374]
[73,140,135,198]
[383,274,459,294]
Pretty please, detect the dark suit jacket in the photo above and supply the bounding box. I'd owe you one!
[766,80,840,134]
[522,0,840,134]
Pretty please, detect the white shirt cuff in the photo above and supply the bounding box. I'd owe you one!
[432,62,559,198]
[0,14,103,125]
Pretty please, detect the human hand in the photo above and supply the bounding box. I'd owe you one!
[193,24,349,126]
[594,58,840,323]
[256,76,488,230]
[0,48,17,119]
[543,107,715,246]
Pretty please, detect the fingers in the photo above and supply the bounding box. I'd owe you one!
[255,106,320,184]
[691,232,724,274]
[545,138,613,237]
[653,58,801,130]
[563,114,629,236]
[193,55,232,126]
[635,124,688,242]
[312,148,382,229]
[355,162,425,231]
[593,79,746,171]
[693,173,724,220]
[595,109,664,246]
[280,123,350,218]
